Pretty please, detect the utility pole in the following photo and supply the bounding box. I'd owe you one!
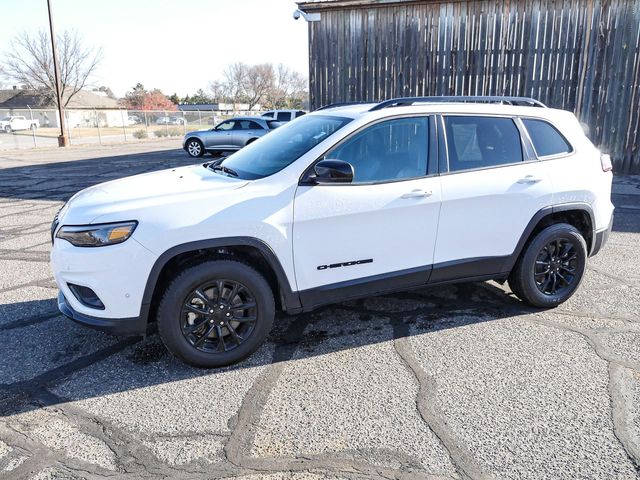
[47,0,68,147]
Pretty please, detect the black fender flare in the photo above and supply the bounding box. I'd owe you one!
[501,202,595,273]
[139,237,302,322]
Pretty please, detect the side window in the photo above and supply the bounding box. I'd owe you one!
[216,120,235,131]
[262,111,274,118]
[325,117,429,184]
[522,118,572,157]
[296,111,306,118]
[233,120,261,130]
[444,116,523,172]
[276,111,291,121]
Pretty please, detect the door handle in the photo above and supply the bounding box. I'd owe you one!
[517,175,543,184]
[401,189,433,199]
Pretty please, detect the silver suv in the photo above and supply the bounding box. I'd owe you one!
[182,117,281,157]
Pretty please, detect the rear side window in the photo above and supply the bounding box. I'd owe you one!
[444,116,523,172]
[523,119,572,157]
[276,111,292,121]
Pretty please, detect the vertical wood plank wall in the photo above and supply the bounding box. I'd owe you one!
[307,0,640,173]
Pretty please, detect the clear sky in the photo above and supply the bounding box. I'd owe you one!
[0,0,310,97]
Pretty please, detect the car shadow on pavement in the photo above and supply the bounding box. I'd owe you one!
[0,149,198,202]
[0,279,541,417]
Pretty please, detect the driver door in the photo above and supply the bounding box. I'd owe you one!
[293,116,441,308]
[207,120,235,149]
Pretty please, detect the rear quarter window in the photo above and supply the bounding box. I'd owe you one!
[522,118,572,157]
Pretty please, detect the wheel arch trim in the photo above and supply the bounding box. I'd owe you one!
[140,237,301,322]
[502,202,595,273]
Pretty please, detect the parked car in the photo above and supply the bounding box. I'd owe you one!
[155,116,172,125]
[169,116,187,125]
[0,116,39,133]
[127,115,142,125]
[182,117,281,157]
[261,109,306,122]
[51,96,614,368]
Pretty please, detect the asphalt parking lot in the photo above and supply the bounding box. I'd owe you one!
[0,143,639,480]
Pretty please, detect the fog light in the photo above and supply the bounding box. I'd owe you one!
[68,283,105,310]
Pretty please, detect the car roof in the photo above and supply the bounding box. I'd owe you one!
[311,101,572,124]
[226,116,266,121]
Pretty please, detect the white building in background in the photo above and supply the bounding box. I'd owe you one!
[0,88,129,128]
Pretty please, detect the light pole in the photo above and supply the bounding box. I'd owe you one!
[47,0,68,147]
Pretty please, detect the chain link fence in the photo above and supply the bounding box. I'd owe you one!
[0,108,261,150]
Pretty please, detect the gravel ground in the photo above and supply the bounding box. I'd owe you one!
[0,143,639,479]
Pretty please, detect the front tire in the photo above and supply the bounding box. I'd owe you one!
[509,223,587,308]
[4,125,11,133]
[185,138,204,157]
[157,260,275,368]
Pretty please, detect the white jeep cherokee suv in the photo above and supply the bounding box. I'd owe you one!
[51,96,614,367]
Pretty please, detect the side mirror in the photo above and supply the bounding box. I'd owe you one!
[310,159,354,184]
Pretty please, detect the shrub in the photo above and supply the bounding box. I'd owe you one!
[132,129,148,139]
[167,128,182,137]
[154,129,167,138]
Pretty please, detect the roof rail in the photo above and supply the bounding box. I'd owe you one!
[315,101,376,111]
[369,96,547,111]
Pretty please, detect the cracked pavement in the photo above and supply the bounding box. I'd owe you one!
[0,143,639,479]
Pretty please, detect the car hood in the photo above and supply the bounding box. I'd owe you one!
[59,164,248,225]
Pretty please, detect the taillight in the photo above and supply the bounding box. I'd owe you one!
[600,153,613,172]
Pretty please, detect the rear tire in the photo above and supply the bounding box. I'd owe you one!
[185,138,204,157]
[509,223,587,308]
[4,125,11,133]
[157,260,275,368]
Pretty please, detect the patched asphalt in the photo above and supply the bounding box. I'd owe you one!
[0,143,639,479]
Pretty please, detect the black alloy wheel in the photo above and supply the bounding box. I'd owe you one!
[157,259,275,368]
[180,280,257,353]
[508,223,587,308]
[534,238,579,295]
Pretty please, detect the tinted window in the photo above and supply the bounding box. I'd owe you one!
[444,116,523,172]
[234,120,262,130]
[276,112,292,121]
[523,119,572,157]
[326,117,429,184]
[216,120,235,131]
[262,111,274,118]
[218,115,351,180]
[296,111,306,117]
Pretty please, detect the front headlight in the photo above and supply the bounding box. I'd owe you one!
[56,221,138,247]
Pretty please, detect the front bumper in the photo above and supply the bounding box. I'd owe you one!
[58,292,147,336]
[590,215,613,257]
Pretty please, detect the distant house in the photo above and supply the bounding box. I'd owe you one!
[0,88,128,128]
[178,103,262,113]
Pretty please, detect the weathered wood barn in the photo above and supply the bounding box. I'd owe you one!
[296,0,640,173]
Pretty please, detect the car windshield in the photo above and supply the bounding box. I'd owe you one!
[216,115,352,179]
[1,117,10,121]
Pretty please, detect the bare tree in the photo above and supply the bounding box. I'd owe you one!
[268,63,307,108]
[0,30,102,108]
[208,80,230,103]
[222,62,249,107]
[243,64,274,110]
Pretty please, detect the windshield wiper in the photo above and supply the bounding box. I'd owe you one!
[208,164,239,177]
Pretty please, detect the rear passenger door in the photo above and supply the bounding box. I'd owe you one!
[432,115,553,282]
[233,120,264,145]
